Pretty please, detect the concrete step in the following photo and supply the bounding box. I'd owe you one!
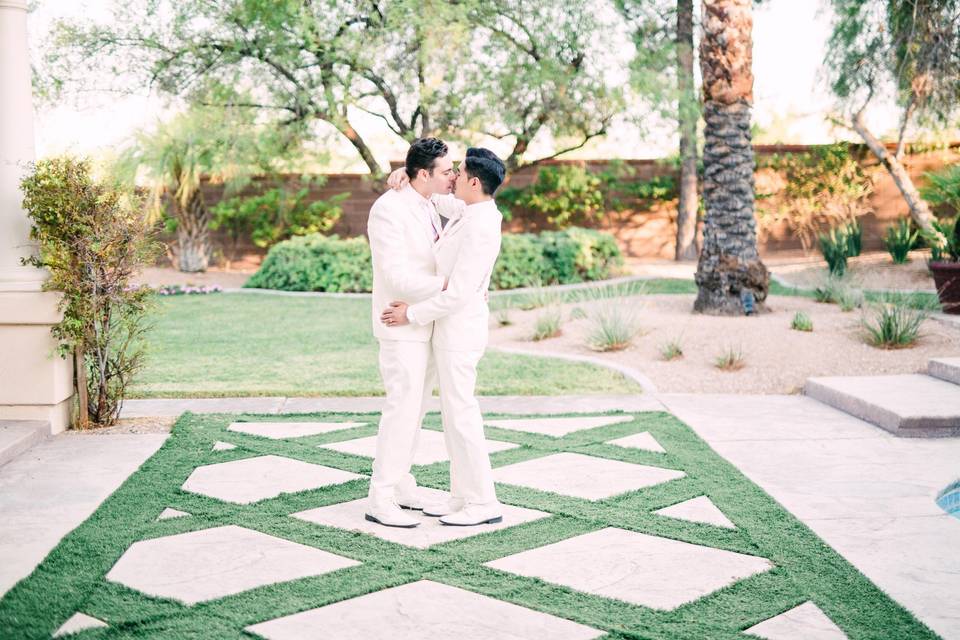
[804,374,960,437]
[0,421,49,468]
[928,358,960,386]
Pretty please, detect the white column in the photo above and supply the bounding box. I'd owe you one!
[0,0,74,433]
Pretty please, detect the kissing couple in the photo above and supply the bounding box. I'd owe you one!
[365,138,507,528]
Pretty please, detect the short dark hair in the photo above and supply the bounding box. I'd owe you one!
[463,147,506,195]
[405,137,449,180]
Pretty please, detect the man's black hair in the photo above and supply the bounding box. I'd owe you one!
[463,147,506,195]
[405,137,449,180]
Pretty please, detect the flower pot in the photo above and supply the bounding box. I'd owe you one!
[930,261,960,314]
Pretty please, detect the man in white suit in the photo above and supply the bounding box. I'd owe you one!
[365,138,458,529]
[380,148,506,527]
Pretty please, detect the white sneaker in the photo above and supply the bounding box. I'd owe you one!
[365,502,420,528]
[439,503,503,526]
[422,497,465,517]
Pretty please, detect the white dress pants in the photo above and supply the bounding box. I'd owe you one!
[368,339,435,508]
[434,347,498,506]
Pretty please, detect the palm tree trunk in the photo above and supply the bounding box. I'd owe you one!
[675,0,699,261]
[175,186,211,273]
[694,0,769,315]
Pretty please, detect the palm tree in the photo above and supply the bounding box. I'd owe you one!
[115,107,281,272]
[694,0,769,314]
[675,0,699,261]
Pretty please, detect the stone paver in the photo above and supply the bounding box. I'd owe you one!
[486,527,772,610]
[181,455,365,504]
[212,441,237,451]
[492,452,685,500]
[804,374,960,436]
[320,429,518,465]
[653,496,735,529]
[245,580,604,639]
[53,612,108,637]
[485,415,634,437]
[0,421,46,468]
[607,431,666,453]
[0,433,168,597]
[292,487,550,549]
[228,421,367,439]
[157,507,190,520]
[744,601,847,639]
[121,397,286,417]
[106,525,359,605]
[929,357,960,386]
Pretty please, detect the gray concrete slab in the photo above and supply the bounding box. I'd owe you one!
[661,393,960,640]
[484,415,635,437]
[929,357,960,386]
[804,374,960,436]
[744,601,847,640]
[121,397,286,417]
[0,421,47,468]
[653,496,735,530]
[0,433,168,597]
[606,431,666,453]
[320,429,518,465]
[228,421,368,439]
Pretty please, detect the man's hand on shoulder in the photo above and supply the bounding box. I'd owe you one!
[381,301,410,326]
[387,168,409,191]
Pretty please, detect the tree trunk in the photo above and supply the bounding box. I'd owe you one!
[74,346,90,430]
[852,108,944,244]
[694,0,769,315]
[175,186,211,272]
[675,0,700,261]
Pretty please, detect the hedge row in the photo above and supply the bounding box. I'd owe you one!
[244,227,623,293]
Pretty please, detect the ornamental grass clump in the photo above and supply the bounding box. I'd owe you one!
[20,156,161,427]
[791,311,813,332]
[659,338,683,361]
[883,218,918,264]
[861,298,929,349]
[579,282,645,352]
[714,345,745,371]
[531,306,563,341]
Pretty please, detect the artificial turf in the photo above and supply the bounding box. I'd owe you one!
[0,410,938,639]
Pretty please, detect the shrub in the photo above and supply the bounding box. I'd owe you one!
[923,216,960,263]
[842,219,862,257]
[20,156,160,427]
[498,165,606,227]
[585,301,642,351]
[211,185,347,255]
[838,287,864,312]
[921,164,960,214]
[491,234,548,290]
[861,299,928,349]
[791,311,813,332]
[883,219,918,264]
[245,234,372,292]
[714,346,745,371]
[490,228,623,290]
[531,307,563,341]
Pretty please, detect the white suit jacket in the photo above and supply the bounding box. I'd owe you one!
[367,186,449,342]
[407,198,503,351]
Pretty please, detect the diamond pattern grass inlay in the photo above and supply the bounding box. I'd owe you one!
[486,527,773,611]
[319,429,519,465]
[105,525,360,605]
[485,415,634,437]
[492,452,685,500]
[292,487,550,549]
[245,580,604,640]
[744,601,848,639]
[228,421,367,439]
[181,454,365,504]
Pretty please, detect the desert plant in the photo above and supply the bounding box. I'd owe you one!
[20,156,161,427]
[883,219,918,264]
[842,219,862,257]
[495,309,513,327]
[585,300,642,351]
[922,216,960,263]
[531,306,563,341]
[838,287,865,312]
[861,299,929,349]
[569,306,588,320]
[791,311,813,332]
[818,226,851,276]
[814,273,847,303]
[659,338,684,361]
[714,345,745,371]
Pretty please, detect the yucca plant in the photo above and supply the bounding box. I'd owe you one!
[818,227,849,276]
[791,311,813,331]
[883,219,919,264]
[843,219,862,257]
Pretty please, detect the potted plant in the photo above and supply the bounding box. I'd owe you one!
[921,165,960,314]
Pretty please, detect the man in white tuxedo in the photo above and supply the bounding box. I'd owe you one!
[380,148,506,527]
[365,137,458,529]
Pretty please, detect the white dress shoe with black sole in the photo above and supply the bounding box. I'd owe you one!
[439,504,503,527]
[365,502,420,528]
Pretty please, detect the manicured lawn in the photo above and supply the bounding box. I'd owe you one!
[130,293,642,398]
[0,410,935,638]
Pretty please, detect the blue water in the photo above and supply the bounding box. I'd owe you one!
[937,480,960,518]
